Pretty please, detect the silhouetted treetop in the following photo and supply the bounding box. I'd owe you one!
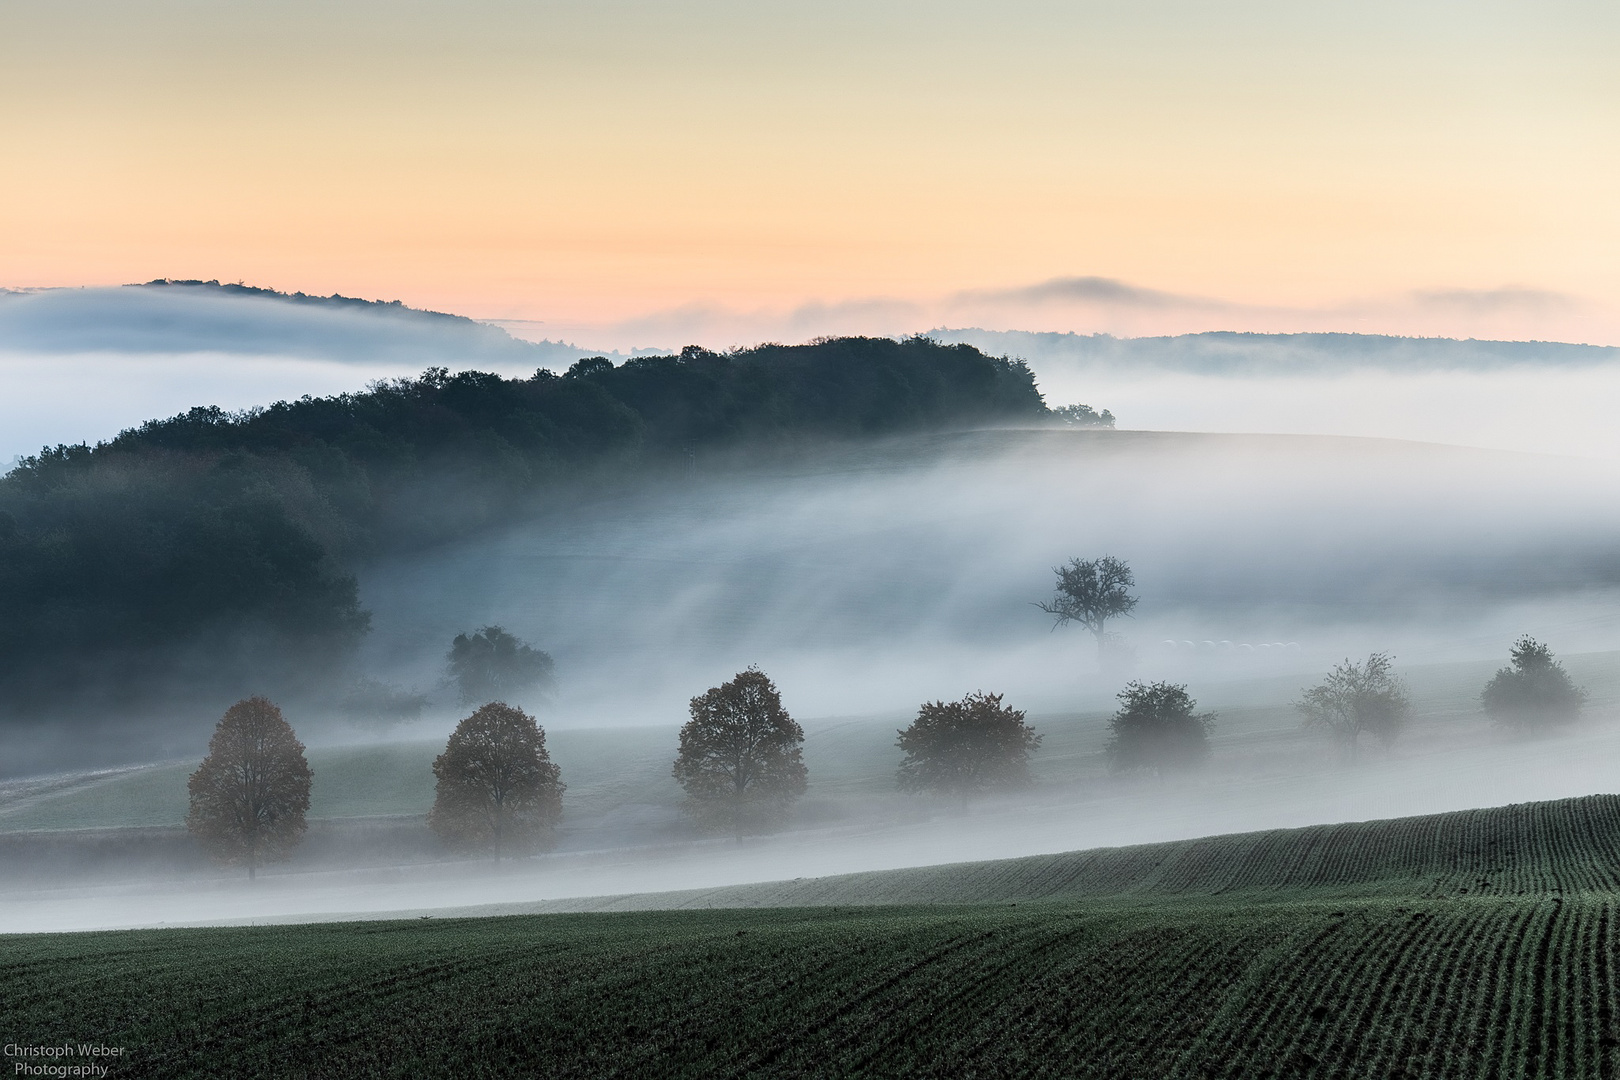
[447,626,556,706]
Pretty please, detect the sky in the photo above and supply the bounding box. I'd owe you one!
[3,1,1618,348]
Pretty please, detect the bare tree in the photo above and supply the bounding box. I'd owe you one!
[896,691,1042,798]
[186,697,312,879]
[673,668,807,833]
[1037,555,1138,656]
[429,702,565,860]
[1296,653,1410,760]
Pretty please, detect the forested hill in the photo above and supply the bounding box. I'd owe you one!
[0,337,1047,718]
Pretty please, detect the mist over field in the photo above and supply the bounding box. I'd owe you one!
[359,429,1620,727]
[4,289,1620,933]
[938,328,1620,461]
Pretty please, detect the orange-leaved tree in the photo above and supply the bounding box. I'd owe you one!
[429,702,565,860]
[673,667,807,833]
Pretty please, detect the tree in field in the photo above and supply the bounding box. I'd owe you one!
[446,626,556,705]
[186,697,313,879]
[1482,636,1586,732]
[429,702,565,859]
[1296,653,1410,759]
[1052,403,1116,429]
[672,668,807,832]
[1106,681,1214,775]
[1037,555,1138,656]
[896,692,1042,798]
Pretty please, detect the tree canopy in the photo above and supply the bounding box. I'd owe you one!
[895,691,1042,798]
[428,702,565,859]
[185,697,312,878]
[1037,555,1138,655]
[1052,403,1116,428]
[672,668,807,832]
[1296,653,1410,758]
[1105,681,1213,775]
[0,336,1050,719]
[446,626,556,705]
[1481,636,1586,731]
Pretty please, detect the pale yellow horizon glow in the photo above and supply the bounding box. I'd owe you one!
[3,0,1617,347]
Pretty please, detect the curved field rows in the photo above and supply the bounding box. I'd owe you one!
[8,897,1620,1078]
[11,795,1620,1076]
[538,794,1620,913]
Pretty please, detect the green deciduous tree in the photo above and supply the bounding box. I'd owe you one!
[1296,653,1410,759]
[429,702,565,860]
[673,668,807,833]
[896,692,1042,798]
[446,626,556,705]
[1482,636,1586,731]
[186,697,313,878]
[1037,555,1138,657]
[1106,681,1213,775]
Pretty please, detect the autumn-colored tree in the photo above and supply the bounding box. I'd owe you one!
[672,668,807,833]
[186,696,313,879]
[896,692,1042,798]
[429,702,565,859]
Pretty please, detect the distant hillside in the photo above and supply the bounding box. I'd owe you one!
[934,327,1620,373]
[0,337,1048,719]
[0,280,596,365]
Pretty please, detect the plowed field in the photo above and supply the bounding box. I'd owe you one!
[7,796,1620,1078]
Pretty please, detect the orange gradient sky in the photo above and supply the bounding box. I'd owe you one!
[3,0,1617,347]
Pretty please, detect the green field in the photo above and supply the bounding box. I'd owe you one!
[7,795,1620,1078]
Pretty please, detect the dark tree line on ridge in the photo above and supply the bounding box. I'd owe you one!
[0,337,1049,720]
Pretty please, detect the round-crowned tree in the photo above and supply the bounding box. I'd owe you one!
[429,702,565,860]
[1106,681,1214,775]
[186,696,313,879]
[446,626,556,706]
[896,692,1042,798]
[672,668,807,833]
[1482,636,1587,731]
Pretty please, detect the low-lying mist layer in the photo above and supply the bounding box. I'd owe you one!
[0,337,1046,752]
[938,328,1620,460]
[361,429,1620,727]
